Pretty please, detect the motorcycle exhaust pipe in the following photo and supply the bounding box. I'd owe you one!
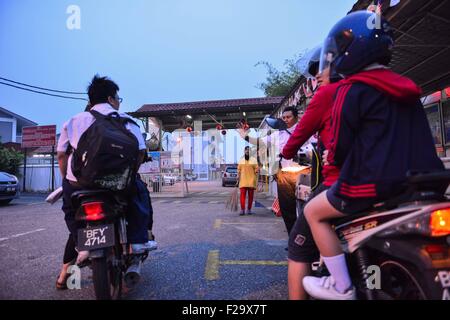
[124,261,142,288]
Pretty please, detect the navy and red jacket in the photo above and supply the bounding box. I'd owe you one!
[328,68,444,200]
[282,82,340,187]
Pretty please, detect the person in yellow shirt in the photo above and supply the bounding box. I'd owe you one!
[237,146,259,216]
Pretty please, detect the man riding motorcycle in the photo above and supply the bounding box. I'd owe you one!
[56,75,155,290]
[238,107,304,236]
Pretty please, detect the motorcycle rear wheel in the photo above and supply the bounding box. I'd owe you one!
[92,256,122,300]
[377,259,428,300]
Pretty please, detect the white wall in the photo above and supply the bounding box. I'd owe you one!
[18,164,62,192]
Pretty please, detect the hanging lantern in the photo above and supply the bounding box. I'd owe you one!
[216,124,223,131]
[186,126,193,133]
[241,119,250,131]
[221,130,227,135]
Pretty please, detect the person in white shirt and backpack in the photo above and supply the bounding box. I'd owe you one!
[55,75,156,289]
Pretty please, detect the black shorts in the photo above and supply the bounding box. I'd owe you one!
[288,184,328,263]
[326,183,380,215]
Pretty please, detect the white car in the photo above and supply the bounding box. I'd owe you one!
[185,173,198,181]
[0,172,20,205]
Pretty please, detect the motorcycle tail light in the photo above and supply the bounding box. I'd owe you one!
[82,202,105,221]
[424,244,448,260]
[430,208,450,237]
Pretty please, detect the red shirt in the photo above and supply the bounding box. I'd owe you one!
[282,82,340,187]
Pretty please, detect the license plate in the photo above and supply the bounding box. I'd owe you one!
[7,188,13,192]
[437,270,450,300]
[230,174,237,177]
[78,224,115,251]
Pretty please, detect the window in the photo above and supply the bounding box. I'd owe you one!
[425,104,442,145]
[443,101,450,145]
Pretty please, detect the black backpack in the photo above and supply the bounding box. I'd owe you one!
[71,110,140,192]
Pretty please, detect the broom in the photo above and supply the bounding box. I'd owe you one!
[226,185,240,212]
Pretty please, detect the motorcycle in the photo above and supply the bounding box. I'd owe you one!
[266,116,450,300]
[327,170,450,300]
[72,189,150,300]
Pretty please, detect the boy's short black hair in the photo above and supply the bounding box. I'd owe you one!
[87,75,119,106]
[283,106,299,118]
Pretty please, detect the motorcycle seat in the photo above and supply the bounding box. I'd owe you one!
[406,169,450,192]
[71,189,111,200]
[70,189,116,208]
[330,209,379,227]
[331,170,450,226]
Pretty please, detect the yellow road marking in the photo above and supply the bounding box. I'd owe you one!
[204,250,287,281]
[204,250,220,280]
[213,219,222,229]
[213,219,281,229]
[223,222,280,225]
[221,260,288,266]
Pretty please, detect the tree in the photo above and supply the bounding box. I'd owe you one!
[256,55,302,97]
[0,145,23,176]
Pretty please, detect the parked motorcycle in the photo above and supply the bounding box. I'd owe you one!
[72,190,150,300]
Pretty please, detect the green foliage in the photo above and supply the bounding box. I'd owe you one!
[256,55,302,97]
[0,145,23,175]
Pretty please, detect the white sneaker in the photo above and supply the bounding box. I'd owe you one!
[131,240,158,253]
[145,240,158,251]
[75,250,89,265]
[303,276,356,300]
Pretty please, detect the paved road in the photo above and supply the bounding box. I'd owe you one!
[0,183,289,300]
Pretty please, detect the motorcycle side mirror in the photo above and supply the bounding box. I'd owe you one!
[265,117,287,131]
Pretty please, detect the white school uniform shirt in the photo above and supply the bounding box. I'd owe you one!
[57,103,146,183]
[260,123,300,173]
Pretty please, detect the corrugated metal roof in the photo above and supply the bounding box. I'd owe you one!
[349,0,450,95]
[132,96,284,117]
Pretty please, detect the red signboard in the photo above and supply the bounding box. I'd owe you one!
[21,125,57,148]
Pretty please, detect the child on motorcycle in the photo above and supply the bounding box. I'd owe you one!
[281,46,342,300]
[301,11,445,300]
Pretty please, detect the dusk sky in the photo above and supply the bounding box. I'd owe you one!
[0,0,356,132]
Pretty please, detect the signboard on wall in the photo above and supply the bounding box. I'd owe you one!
[138,152,161,174]
[161,151,180,169]
[21,125,56,148]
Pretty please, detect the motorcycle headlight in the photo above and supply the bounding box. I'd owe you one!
[281,165,310,173]
[378,209,450,237]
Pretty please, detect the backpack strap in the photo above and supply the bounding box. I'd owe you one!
[89,110,138,127]
[119,117,139,128]
[89,110,140,149]
[89,110,108,120]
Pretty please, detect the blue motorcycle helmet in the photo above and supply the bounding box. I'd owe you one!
[319,10,394,76]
